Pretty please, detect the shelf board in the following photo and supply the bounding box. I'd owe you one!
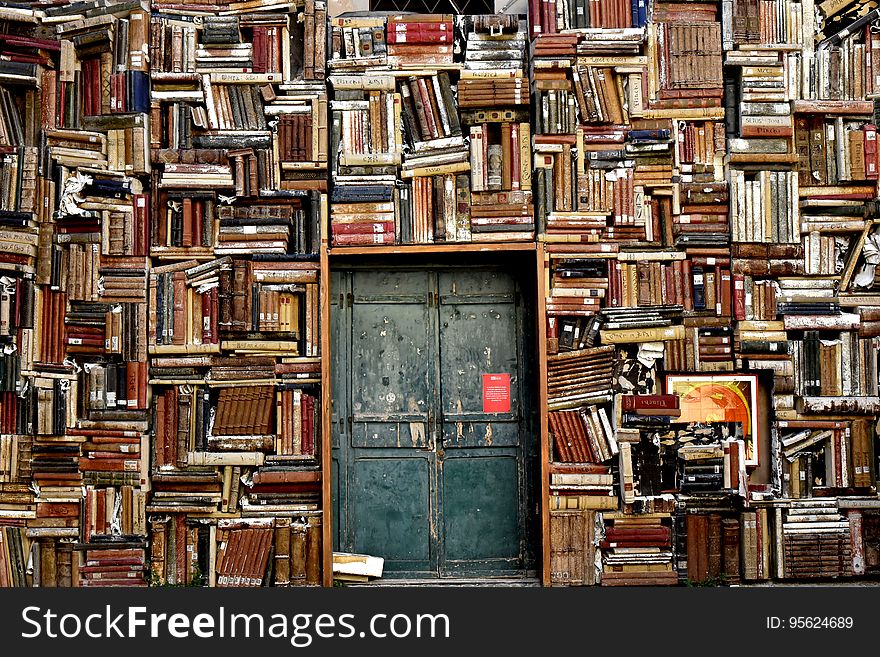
[328,241,537,256]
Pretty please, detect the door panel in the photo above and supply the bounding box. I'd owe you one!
[441,453,520,567]
[436,269,525,575]
[350,271,433,441]
[332,267,533,579]
[438,270,520,446]
[352,456,433,569]
[345,271,438,574]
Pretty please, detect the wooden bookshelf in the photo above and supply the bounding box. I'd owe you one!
[328,242,537,257]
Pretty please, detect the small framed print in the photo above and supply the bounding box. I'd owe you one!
[664,373,760,466]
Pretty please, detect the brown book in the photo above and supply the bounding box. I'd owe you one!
[290,520,307,584]
[687,514,709,582]
[171,271,186,345]
[274,518,291,586]
[305,515,322,585]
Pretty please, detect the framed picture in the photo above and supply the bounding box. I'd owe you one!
[664,374,760,466]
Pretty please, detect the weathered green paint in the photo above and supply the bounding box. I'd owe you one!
[331,266,535,578]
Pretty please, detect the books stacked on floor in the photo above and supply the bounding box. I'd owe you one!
[780,499,854,579]
[549,462,617,511]
[600,515,678,585]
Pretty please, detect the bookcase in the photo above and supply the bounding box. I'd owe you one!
[145,0,329,587]
[533,0,880,587]
[327,13,534,247]
[3,0,880,588]
[0,0,333,588]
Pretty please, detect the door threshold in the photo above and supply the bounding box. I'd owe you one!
[342,577,541,587]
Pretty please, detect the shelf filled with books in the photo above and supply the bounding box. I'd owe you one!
[535,0,754,587]
[539,0,880,587]
[0,0,154,587]
[0,0,330,588]
[144,0,328,587]
[327,13,535,248]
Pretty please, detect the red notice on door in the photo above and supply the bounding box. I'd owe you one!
[482,373,511,413]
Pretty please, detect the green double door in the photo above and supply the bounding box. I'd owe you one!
[331,266,536,578]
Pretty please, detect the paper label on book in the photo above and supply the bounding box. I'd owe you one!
[244,225,257,234]
[482,373,511,414]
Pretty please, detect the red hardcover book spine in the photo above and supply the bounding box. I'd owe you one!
[621,394,680,410]
[530,0,542,35]
[331,220,396,235]
[720,268,732,317]
[733,273,746,320]
[682,258,694,311]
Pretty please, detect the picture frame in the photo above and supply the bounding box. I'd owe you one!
[664,374,760,467]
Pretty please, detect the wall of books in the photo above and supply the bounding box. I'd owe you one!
[1,0,880,587]
[0,0,328,587]
[537,0,880,585]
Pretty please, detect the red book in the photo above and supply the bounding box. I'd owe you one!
[193,199,204,246]
[605,528,671,539]
[331,220,395,235]
[126,364,138,410]
[386,24,453,44]
[681,259,693,311]
[600,540,672,549]
[530,0,542,34]
[79,458,137,472]
[732,273,746,320]
[621,394,679,411]
[86,548,144,561]
[719,268,732,317]
[543,0,555,35]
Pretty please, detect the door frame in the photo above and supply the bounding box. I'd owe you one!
[328,253,540,580]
